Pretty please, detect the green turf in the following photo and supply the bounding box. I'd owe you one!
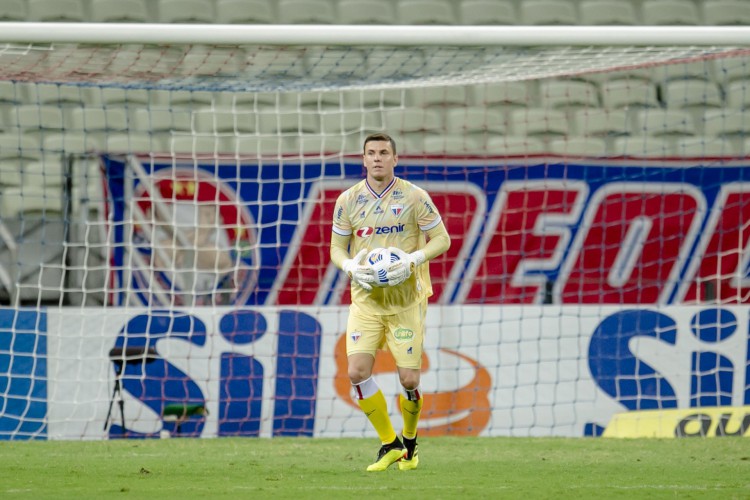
[1,437,749,499]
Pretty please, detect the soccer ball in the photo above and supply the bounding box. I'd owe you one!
[366,247,401,287]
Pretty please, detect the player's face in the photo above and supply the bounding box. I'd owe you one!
[363,140,398,183]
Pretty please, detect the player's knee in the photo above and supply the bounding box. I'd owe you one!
[348,365,372,385]
[399,371,420,390]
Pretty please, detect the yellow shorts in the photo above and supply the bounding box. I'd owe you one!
[346,299,427,370]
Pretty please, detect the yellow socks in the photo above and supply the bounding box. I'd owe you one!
[354,377,397,444]
[400,386,423,439]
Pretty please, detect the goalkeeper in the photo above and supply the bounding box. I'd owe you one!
[330,132,451,472]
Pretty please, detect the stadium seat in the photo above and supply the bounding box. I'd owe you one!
[338,0,395,24]
[444,107,506,134]
[26,83,89,106]
[459,0,516,25]
[662,80,723,109]
[650,60,715,83]
[256,108,319,133]
[423,134,481,154]
[278,0,336,24]
[28,0,86,21]
[704,0,750,24]
[230,135,286,157]
[9,105,66,137]
[675,137,737,156]
[0,0,26,21]
[549,137,608,156]
[192,108,256,134]
[215,91,284,109]
[42,133,100,155]
[509,108,569,137]
[383,108,444,133]
[151,89,216,108]
[21,158,65,187]
[539,80,600,109]
[701,109,748,137]
[612,136,672,157]
[634,109,696,136]
[69,108,129,133]
[0,133,42,161]
[0,81,24,105]
[642,0,700,25]
[396,0,456,25]
[0,185,64,218]
[0,138,28,182]
[90,0,149,22]
[485,135,546,155]
[572,108,631,136]
[132,108,193,133]
[725,81,750,109]
[343,89,404,108]
[215,0,275,23]
[471,82,532,108]
[105,133,169,154]
[320,111,381,134]
[714,56,750,84]
[579,0,638,25]
[170,135,222,155]
[519,0,578,25]
[600,79,659,109]
[406,87,468,108]
[289,134,352,156]
[158,0,215,23]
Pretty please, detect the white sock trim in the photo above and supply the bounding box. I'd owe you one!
[403,385,422,402]
[353,377,379,400]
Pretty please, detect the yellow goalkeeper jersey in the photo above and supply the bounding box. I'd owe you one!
[332,176,443,315]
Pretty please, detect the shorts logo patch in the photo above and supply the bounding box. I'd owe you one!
[393,327,414,343]
[407,347,413,355]
[350,331,361,343]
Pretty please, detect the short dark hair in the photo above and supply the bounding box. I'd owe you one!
[363,132,397,155]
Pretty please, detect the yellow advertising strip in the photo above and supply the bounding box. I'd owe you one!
[603,405,750,438]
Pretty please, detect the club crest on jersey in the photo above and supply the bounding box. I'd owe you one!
[350,331,362,343]
[391,204,403,217]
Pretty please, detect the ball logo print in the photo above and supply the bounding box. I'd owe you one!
[366,247,401,287]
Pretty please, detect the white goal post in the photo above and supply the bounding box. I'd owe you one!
[1,23,750,440]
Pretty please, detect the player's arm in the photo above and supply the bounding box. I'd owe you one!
[386,221,450,285]
[330,232,375,292]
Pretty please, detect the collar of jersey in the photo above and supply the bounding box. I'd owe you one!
[365,177,397,199]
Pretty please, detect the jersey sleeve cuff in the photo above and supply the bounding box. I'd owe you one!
[420,216,442,232]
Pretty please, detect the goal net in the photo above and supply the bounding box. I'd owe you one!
[1,25,750,440]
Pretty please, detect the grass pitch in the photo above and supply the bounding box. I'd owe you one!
[2,436,749,499]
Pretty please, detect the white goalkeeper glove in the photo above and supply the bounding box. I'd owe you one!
[385,247,426,287]
[342,248,376,292]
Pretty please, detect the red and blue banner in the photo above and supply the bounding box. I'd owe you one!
[103,155,750,306]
